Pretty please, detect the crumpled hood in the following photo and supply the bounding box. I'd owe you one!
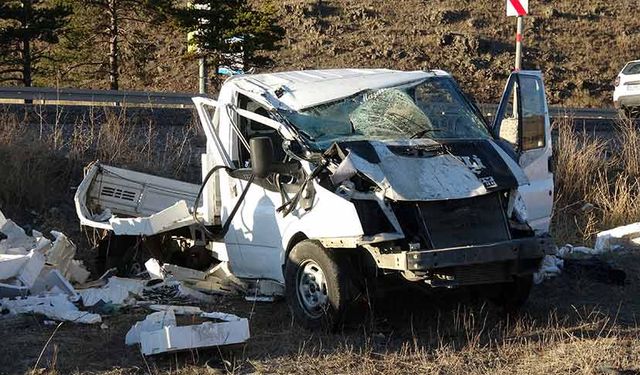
[329,139,528,201]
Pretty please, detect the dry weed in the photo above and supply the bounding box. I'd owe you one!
[552,116,640,245]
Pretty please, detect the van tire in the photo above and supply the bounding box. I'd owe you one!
[285,240,356,330]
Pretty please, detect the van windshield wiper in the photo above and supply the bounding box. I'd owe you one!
[410,128,444,139]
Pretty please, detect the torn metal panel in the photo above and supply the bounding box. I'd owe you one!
[126,310,177,345]
[137,311,250,355]
[162,263,208,281]
[331,139,524,202]
[0,294,101,324]
[109,200,197,236]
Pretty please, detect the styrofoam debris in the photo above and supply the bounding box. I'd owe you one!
[595,222,640,252]
[0,254,29,280]
[68,260,90,284]
[533,255,564,284]
[125,310,176,345]
[149,304,203,315]
[17,250,46,288]
[0,282,28,298]
[556,244,601,258]
[144,258,163,280]
[0,220,36,254]
[30,269,78,298]
[0,294,101,324]
[79,277,146,306]
[130,309,250,355]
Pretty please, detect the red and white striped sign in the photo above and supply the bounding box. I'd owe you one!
[507,0,529,16]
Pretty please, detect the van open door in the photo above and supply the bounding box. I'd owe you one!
[492,71,554,234]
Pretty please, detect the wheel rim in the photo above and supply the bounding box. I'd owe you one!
[296,260,329,319]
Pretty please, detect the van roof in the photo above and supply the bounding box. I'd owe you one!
[229,69,451,110]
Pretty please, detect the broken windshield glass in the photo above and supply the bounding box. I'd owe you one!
[279,76,491,150]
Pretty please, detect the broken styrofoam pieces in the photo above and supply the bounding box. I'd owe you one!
[0,294,101,324]
[533,255,564,284]
[128,309,250,356]
[126,310,177,345]
[0,254,30,280]
[30,269,79,299]
[149,304,203,315]
[0,220,37,254]
[145,259,163,280]
[79,277,146,307]
[595,222,640,252]
[17,250,46,288]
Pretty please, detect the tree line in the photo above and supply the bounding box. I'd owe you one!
[0,0,283,90]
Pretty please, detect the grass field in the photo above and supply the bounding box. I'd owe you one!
[1,109,640,374]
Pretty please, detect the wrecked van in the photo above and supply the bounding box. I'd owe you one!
[75,69,554,328]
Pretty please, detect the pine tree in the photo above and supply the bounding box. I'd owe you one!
[175,0,284,73]
[77,0,175,90]
[0,0,72,86]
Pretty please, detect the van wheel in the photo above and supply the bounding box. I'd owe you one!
[487,275,533,312]
[285,240,356,330]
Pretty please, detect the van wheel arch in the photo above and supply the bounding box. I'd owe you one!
[282,232,308,276]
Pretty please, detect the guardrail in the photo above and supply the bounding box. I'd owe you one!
[478,104,618,120]
[0,87,201,108]
[0,86,621,119]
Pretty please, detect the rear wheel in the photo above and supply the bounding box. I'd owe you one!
[285,240,360,330]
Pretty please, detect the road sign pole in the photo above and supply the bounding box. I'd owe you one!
[198,57,207,94]
[515,16,523,71]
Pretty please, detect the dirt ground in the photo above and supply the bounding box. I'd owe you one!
[1,251,639,375]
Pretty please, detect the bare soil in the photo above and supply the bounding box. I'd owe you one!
[1,251,639,375]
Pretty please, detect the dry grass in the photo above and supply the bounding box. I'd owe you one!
[9,297,640,375]
[552,117,640,245]
[0,105,198,216]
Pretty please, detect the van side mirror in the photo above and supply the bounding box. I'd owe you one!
[250,137,274,178]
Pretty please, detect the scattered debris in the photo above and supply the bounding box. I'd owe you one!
[534,239,630,285]
[595,222,640,252]
[1,209,250,359]
[126,307,250,356]
[0,295,101,324]
[79,277,146,306]
[145,259,246,296]
[0,210,91,299]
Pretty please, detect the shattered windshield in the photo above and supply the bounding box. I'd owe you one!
[280,77,491,150]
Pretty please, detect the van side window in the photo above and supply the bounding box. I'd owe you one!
[497,76,546,153]
[236,94,286,168]
[519,76,546,151]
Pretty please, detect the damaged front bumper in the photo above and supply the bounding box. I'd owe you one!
[370,237,550,286]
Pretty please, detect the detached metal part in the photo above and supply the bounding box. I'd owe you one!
[126,308,250,356]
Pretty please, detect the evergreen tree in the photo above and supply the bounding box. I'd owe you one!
[0,0,72,86]
[77,0,175,90]
[175,1,284,73]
